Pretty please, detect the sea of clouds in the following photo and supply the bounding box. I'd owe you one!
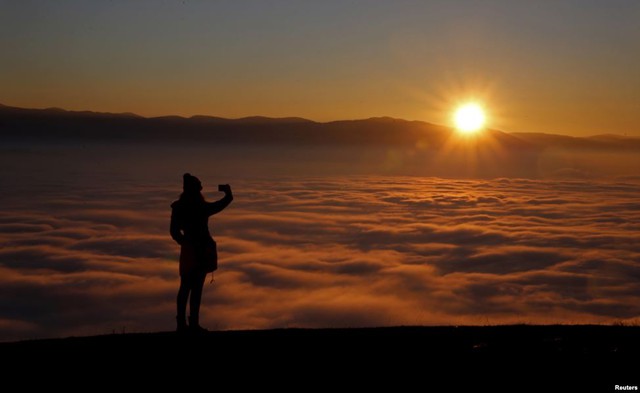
[1,169,639,341]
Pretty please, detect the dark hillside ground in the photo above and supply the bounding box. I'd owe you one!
[2,325,638,389]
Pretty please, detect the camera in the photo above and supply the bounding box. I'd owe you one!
[218,184,228,192]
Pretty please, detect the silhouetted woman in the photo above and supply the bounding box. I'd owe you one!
[170,173,233,333]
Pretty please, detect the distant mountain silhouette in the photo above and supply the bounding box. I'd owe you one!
[512,132,640,151]
[1,103,638,151]
[0,103,451,147]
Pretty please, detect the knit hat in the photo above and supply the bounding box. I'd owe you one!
[183,173,202,193]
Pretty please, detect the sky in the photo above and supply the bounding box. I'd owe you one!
[1,0,639,136]
[2,1,640,343]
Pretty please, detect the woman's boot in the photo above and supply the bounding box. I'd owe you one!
[189,315,207,334]
[176,315,188,333]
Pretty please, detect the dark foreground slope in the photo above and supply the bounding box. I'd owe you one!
[2,326,638,389]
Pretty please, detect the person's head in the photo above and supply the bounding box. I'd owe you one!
[181,173,204,203]
[183,173,202,193]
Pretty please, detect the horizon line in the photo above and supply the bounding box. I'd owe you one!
[1,101,637,139]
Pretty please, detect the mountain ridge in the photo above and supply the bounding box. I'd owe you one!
[1,103,639,151]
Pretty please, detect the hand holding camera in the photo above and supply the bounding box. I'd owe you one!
[218,184,231,193]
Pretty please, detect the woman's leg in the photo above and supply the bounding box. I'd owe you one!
[188,271,207,328]
[176,275,190,331]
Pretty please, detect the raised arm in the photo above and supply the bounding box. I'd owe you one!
[170,207,184,245]
[206,184,234,216]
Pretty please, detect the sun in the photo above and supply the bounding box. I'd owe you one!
[454,103,486,134]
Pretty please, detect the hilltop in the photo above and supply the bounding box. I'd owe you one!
[1,325,638,388]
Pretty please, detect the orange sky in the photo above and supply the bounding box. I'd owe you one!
[1,2,639,136]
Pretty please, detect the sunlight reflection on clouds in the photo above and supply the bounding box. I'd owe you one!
[1,176,639,340]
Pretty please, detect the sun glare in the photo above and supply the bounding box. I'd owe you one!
[454,103,486,134]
